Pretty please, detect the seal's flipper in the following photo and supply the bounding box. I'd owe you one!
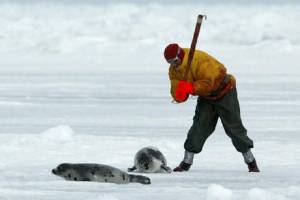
[129,174,151,185]
[127,166,137,172]
[161,165,172,173]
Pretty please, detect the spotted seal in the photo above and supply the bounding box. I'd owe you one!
[128,146,172,173]
[52,163,151,184]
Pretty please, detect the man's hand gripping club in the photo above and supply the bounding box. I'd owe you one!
[175,80,195,102]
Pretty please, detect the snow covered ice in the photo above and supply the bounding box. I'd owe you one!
[0,1,300,200]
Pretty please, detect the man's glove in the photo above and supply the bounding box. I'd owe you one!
[175,80,195,102]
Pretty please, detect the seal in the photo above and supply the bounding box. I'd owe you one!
[52,163,151,185]
[128,146,172,173]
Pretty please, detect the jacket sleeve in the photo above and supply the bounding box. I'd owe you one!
[190,55,226,97]
[192,79,214,97]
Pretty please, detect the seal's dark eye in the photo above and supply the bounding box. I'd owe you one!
[68,174,71,178]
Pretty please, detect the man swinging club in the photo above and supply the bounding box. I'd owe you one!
[164,15,259,172]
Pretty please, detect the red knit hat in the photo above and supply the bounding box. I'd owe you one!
[164,43,184,62]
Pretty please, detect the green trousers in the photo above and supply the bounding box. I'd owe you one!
[184,87,253,154]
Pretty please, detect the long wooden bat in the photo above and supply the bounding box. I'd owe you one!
[184,14,207,81]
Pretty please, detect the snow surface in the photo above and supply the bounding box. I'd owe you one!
[0,73,300,200]
[0,2,300,200]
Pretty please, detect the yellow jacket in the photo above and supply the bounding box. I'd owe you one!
[169,48,236,102]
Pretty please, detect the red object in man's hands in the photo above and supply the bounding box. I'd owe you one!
[178,81,194,94]
[175,81,195,102]
[175,89,188,102]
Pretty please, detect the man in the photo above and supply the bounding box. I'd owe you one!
[164,43,259,172]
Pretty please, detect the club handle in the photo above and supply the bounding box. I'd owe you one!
[184,14,207,81]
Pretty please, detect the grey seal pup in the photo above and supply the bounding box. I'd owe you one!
[52,163,151,184]
[128,146,172,173]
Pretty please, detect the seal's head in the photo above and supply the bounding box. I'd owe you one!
[52,163,83,181]
[52,163,71,177]
[137,152,154,171]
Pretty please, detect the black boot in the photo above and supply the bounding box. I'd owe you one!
[247,159,260,172]
[173,161,191,172]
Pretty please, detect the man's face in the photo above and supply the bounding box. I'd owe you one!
[168,57,182,68]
